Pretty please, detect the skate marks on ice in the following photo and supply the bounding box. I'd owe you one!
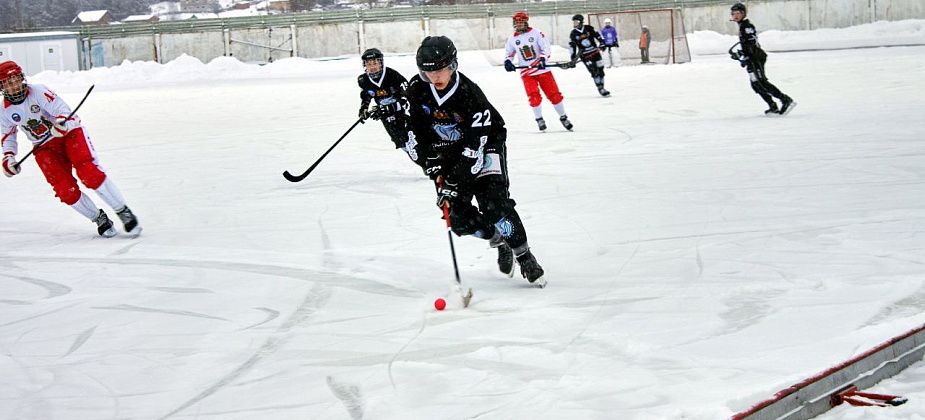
[2,253,419,299]
[326,375,364,420]
[159,283,332,420]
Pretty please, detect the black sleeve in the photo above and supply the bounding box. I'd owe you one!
[357,75,370,107]
[740,22,762,58]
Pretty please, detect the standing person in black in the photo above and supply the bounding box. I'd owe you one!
[404,35,546,287]
[568,14,610,97]
[730,3,796,115]
[356,48,413,149]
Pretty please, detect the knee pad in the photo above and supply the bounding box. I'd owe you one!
[448,205,492,238]
[74,161,106,190]
[53,181,82,205]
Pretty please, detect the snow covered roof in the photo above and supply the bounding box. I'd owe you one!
[123,15,158,22]
[0,31,79,40]
[74,10,110,23]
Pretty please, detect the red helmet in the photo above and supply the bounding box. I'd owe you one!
[513,11,529,21]
[0,61,23,80]
[0,61,27,104]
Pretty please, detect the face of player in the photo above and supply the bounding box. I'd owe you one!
[731,10,745,22]
[513,19,528,32]
[363,58,382,75]
[424,66,453,90]
[0,75,24,99]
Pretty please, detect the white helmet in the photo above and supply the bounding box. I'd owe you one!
[604,18,612,25]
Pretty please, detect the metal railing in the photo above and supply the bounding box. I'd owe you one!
[35,0,733,38]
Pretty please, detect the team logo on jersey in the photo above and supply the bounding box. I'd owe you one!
[23,118,51,140]
[432,123,461,142]
[11,113,21,122]
[30,105,40,113]
[376,89,388,97]
[515,40,521,45]
[422,104,431,114]
[433,110,450,120]
[529,37,534,42]
[367,90,376,97]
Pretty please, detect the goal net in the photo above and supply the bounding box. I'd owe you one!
[588,8,691,66]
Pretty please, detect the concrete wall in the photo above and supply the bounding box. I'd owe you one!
[82,0,924,68]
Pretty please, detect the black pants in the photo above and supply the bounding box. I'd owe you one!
[745,53,787,106]
[580,52,606,88]
[640,47,649,63]
[445,146,529,250]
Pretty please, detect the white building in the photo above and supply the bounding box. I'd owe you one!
[0,32,82,76]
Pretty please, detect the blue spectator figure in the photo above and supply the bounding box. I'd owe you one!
[600,18,620,67]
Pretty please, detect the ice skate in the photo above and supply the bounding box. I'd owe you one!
[764,103,780,116]
[779,96,796,115]
[598,87,611,97]
[116,206,142,236]
[94,209,117,237]
[535,117,547,131]
[517,251,546,288]
[559,115,574,131]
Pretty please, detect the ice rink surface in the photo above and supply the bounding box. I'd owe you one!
[2,22,925,419]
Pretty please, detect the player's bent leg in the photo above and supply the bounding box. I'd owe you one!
[64,129,106,190]
[34,141,82,205]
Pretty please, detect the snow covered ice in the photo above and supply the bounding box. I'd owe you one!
[2,21,925,420]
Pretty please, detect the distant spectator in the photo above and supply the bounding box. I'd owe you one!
[639,25,651,63]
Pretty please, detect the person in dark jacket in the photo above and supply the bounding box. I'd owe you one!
[404,36,547,287]
[730,3,796,115]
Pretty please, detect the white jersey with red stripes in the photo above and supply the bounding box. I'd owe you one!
[1,83,81,155]
[505,27,553,77]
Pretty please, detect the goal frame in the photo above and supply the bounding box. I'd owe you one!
[587,8,691,65]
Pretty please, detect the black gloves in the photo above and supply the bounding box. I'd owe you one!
[504,60,515,72]
[436,180,459,207]
[536,57,546,69]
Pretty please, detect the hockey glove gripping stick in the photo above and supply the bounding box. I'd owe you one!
[282,117,364,182]
[436,176,473,308]
[14,84,95,170]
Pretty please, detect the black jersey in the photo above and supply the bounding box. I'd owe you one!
[357,67,408,107]
[405,72,506,184]
[569,25,605,58]
[358,67,410,146]
[737,19,766,62]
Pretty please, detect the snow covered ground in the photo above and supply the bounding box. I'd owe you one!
[2,21,925,420]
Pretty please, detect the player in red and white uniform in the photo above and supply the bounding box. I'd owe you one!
[1,61,140,237]
[503,11,573,132]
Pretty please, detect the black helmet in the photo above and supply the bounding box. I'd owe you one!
[361,48,383,62]
[361,48,384,78]
[572,14,584,23]
[730,2,747,15]
[416,36,457,72]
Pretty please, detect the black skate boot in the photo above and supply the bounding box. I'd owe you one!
[116,206,142,236]
[517,251,546,288]
[559,115,574,131]
[779,96,796,115]
[764,103,780,116]
[598,87,611,97]
[93,209,117,237]
[489,234,514,277]
[536,118,547,131]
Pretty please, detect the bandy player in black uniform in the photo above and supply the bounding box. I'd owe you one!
[730,3,795,115]
[356,48,412,149]
[405,36,546,286]
[568,14,610,97]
